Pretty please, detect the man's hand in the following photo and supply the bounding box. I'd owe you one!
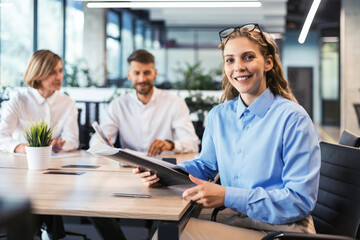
[147,139,173,157]
[51,138,66,153]
[14,143,27,153]
[132,167,162,187]
[182,175,226,208]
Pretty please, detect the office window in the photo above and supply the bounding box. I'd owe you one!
[37,0,62,55]
[153,27,161,49]
[144,25,152,49]
[65,0,84,64]
[134,19,144,49]
[167,30,194,47]
[0,0,32,86]
[121,11,134,80]
[106,11,121,81]
[321,42,339,99]
[107,11,120,38]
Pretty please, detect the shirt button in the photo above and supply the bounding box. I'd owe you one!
[237,149,242,154]
[233,175,238,180]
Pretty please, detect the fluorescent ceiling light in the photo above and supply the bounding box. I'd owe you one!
[298,0,321,44]
[81,0,260,1]
[87,1,262,8]
[0,3,14,8]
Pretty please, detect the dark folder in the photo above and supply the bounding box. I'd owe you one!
[87,143,192,186]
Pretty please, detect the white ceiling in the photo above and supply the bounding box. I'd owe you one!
[149,0,288,33]
[84,0,288,33]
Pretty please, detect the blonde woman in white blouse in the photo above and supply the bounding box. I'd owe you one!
[0,50,79,153]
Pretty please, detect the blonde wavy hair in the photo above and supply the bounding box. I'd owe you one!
[218,27,297,103]
[23,50,62,89]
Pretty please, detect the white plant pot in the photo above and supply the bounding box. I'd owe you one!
[25,146,52,170]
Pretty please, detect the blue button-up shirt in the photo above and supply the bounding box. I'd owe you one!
[179,88,320,224]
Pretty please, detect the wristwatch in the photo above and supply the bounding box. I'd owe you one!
[165,139,175,151]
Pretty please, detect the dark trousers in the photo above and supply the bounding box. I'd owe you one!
[90,217,126,240]
[35,215,66,240]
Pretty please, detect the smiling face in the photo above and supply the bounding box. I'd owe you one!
[128,61,157,97]
[38,60,63,97]
[223,36,273,106]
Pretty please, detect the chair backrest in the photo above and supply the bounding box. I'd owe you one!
[312,142,360,238]
[339,130,360,148]
[353,104,360,128]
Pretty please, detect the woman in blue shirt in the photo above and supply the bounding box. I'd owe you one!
[135,24,320,239]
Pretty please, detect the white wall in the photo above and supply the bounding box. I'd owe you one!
[83,7,107,86]
[341,0,360,134]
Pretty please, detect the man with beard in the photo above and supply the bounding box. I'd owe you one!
[88,49,199,240]
[90,49,199,156]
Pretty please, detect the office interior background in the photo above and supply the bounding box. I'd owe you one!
[0,0,360,137]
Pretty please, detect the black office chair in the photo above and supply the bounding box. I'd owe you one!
[339,129,360,148]
[354,104,360,128]
[212,142,360,240]
[262,142,360,240]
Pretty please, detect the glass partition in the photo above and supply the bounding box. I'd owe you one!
[65,0,84,64]
[38,0,62,55]
[121,11,134,80]
[0,0,32,86]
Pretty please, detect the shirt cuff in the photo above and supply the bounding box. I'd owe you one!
[224,186,249,213]
[9,141,22,153]
[172,141,180,153]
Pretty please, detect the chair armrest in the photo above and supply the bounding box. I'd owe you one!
[262,231,355,240]
[210,206,226,222]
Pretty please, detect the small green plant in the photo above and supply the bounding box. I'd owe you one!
[24,121,55,147]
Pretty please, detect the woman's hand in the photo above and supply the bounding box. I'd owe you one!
[51,138,66,153]
[132,167,162,187]
[182,175,226,208]
[14,143,27,153]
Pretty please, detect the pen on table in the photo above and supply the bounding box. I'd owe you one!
[52,147,62,151]
[112,193,152,198]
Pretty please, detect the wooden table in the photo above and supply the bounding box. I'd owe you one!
[0,151,197,170]
[0,151,200,239]
[0,168,191,220]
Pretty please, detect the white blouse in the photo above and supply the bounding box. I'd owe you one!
[0,88,79,152]
[90,87,199,153]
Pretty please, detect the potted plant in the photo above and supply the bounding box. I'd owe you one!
[24,121,54,170]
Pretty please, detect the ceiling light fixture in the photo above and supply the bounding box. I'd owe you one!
[86,1,261,8]
[298,0,321,44]
[0,3,14,8]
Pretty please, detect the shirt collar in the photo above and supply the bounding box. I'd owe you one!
[30,88,58,105]
[133,87,158,106]
[236,88,274,119]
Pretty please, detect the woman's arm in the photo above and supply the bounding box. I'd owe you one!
[0,97,23,152]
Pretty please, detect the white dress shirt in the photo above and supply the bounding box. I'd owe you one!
[91,87,198,153]
[0,88,79,152]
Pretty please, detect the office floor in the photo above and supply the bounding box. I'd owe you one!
[29,217,151,240]
[315,123,341,143]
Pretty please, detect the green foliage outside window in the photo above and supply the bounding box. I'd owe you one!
[64,59,97,87]
[185,91,219,121]
[173,62,222,90]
